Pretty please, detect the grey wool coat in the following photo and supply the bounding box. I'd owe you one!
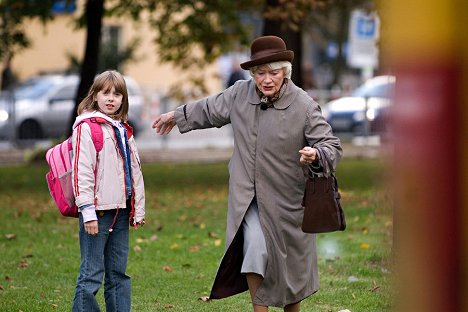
[174,79,342,308]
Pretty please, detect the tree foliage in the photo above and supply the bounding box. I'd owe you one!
[102,0,261,99]
[0,0,60,58]
[2,0,375,132]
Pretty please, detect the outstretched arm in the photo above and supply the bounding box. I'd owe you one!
[152,111,176,135]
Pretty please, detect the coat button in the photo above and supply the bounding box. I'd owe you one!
[99,211,105,217]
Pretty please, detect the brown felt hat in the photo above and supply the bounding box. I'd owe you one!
[240,36,294,70]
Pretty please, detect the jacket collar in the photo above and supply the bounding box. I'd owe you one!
[73,110,134,138]
[246,78,298,110]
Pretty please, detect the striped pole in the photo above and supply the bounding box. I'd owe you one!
[384,0,467,311]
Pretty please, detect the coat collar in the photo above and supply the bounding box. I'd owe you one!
[246,78,299,110]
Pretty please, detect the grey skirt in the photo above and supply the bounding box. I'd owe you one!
[241,198,268,277]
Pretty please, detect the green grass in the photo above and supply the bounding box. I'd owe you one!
[0,159,393,311]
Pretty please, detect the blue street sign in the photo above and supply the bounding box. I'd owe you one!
[357,16,376,38]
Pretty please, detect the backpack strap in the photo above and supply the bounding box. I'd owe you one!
[80,117,106,153]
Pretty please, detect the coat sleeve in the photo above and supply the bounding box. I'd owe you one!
[304,99,343,171]
[72,123,98,208]
[174,84,238,133]
[129,137,145,222]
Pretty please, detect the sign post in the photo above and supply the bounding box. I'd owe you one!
[347,9,380,81]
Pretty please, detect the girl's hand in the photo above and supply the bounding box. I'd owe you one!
[136,219,145,227]
[299,146,319,165]
[152,111,176,135]
[84,220,98,235]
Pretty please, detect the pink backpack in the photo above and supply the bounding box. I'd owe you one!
[45,118,105,217]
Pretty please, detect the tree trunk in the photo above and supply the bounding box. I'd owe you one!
[68,0,104,136]
[262,0,303,88]
[331,5,349,87]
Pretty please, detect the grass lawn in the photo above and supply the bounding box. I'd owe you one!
[0,158,393,311]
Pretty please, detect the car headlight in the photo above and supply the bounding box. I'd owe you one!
[0,109,8,122]
[366,108,376,121]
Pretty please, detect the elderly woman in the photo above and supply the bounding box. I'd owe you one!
[153,36,342,312]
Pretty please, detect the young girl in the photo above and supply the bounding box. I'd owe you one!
[71,70,145,311]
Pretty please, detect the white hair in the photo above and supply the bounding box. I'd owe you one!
[249,61,292,79]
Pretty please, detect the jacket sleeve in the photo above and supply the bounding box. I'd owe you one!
[304,98,343,171]
[72,123,98,208]
[174,83,238,133]
[129,137,145,222]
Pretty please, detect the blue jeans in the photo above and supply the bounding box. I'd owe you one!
[72,208,131,312]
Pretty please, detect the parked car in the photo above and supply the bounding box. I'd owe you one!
[322,75,395,134]
[0,74,145,140]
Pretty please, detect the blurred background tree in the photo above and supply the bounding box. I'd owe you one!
[0,0,57,59]
[1,0,378,131]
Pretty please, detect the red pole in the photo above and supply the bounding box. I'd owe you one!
[382,1,466,310]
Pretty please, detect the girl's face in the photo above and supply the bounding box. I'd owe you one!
[253,65,285,97]
[94,86,123,116]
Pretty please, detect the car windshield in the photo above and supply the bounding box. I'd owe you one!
[352,79,395,98]
[14,78,58,100]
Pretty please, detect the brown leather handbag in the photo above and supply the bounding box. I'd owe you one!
[301,148,346,234]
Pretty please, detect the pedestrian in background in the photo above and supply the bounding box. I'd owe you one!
[71,70,145,311]
[153,36,342,312]
[226,59,246,88]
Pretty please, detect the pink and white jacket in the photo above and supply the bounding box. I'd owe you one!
[71,111,145,224]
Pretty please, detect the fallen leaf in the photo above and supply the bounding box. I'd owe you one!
[189,245,201,252]
[214,239,222,246]
[163,266,173,272]
[361,227,369,235]
[347,275,359,282]
[338,310,351,312]
[5,234,16,240]
[198,296,210,302]
[359,243,370,249]
[150,235,158,241]
[381,268,390,274]
[0,285,4,290]
[199,223,206,229]
[163,304,175,308]
[18,260,29,268]
[370,285,380,292]
[170,243,180,250]
[133,245,142,252]
[208,232,218,238]
[51,304,58,308]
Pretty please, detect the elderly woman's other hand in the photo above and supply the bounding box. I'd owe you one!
[152,111,176,135]
[299,146,319,165]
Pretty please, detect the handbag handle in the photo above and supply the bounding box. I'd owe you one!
[308,146,338,179]
[316,147,341,191]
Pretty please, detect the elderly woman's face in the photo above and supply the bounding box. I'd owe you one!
[253,65,285,97]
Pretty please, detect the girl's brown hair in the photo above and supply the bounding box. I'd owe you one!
[77,70,129,121]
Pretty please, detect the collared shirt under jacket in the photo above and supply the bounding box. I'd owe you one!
[174,79,342,308]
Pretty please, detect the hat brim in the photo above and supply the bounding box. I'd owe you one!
[240,51,294,70]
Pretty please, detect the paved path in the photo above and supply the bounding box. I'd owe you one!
[0,119,389,165]
[0,142,387,166]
